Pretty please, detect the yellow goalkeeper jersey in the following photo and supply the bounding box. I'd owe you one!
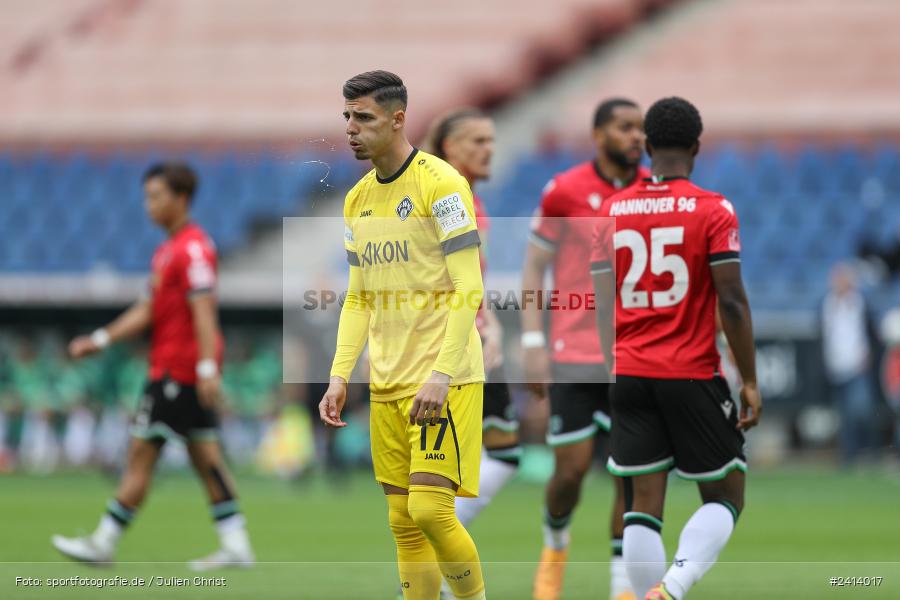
[343,148,485,401]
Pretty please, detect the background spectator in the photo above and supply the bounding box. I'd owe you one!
[820,263,881,465]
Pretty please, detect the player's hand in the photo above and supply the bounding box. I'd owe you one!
[481,326,504,372]
[410,371,451,426]
[737,381,762,431]
[523,346,551,398]
[319,377,348,428]
[68,335,101,360]
[197,374,222,409]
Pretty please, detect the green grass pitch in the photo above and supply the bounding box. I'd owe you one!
[2,464,898,598]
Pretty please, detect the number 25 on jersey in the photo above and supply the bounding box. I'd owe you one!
[616,226,689,309]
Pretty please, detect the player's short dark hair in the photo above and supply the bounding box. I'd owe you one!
[424,108,489,159]
[644,97,703,150]
[142,162,197,203]
[592,97,639,129]
[343,70,407,109]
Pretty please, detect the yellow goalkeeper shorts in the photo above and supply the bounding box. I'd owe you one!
[370,383,483,498]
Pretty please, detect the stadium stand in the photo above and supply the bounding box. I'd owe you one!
[1,0,677,143]
[557,0,900,139]
[2,143,898,315]
[473,0,900,313]
[4,0,895,315]
[0,150,360,272]
[480,143,900,312]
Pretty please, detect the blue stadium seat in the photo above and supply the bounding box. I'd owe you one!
[2,144,898,313]
[790,145,831,197]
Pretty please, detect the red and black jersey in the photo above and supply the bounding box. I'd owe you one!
[148,223,224,384]
[591,176,740,379]
[473,194,489,275]
[530,161,649,364]
[473,194,490,334]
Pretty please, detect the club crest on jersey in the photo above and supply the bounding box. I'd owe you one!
[588,193,602,210]
[396,196,414,221]
[728,228,741,251]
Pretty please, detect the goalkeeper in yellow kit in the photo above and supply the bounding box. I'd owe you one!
[319,70,486,600]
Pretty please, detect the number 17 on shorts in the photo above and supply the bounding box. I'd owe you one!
[370,383,483,498]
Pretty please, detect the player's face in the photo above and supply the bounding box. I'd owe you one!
[595,106,645,168]
[444,118,495,181]
[143,176,182,226]
[343,96,402,160]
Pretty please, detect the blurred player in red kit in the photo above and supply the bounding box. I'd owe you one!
[52,163,254,571]
[591,97,761,599]
[522,98,647,600]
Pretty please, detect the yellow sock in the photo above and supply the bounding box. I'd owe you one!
[387,493,441,599]
[407,485,485,599]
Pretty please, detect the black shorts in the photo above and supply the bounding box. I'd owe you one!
[130,378,219,443]
[607,375,746,480]
[547,363,611,447]
[483,366,517,433]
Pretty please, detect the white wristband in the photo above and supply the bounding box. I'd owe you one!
[91,328,111,349]
[196,359,218,379]
[521,331,546,349]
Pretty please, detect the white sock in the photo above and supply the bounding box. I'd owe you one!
[455,451,517,527]
[216,514,250,552]
[610,555,632,599]
[623,521,666,598]
[93,514,123,550]
[662,503,735,599]
[542,509,572,551]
